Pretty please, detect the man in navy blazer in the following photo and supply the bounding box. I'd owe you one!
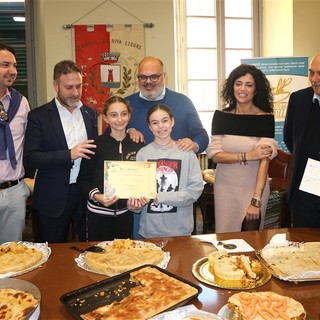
[24,60,98,243]
[283,52,320,228]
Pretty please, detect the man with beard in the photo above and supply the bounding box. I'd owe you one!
[24,60,98,243]
[125,56,209,238]
[0,44,31,244]
[126,56,208,153]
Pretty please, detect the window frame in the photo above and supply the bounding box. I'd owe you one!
[174,0,261,135]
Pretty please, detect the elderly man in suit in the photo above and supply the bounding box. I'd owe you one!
[24,60,97,243]
[284,52,320,228]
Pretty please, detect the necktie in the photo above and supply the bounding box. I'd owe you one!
[0,101,8,122]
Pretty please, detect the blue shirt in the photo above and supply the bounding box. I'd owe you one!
[126,88,209,153]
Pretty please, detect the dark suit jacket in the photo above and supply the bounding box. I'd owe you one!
[283,86,314,202]
[23,99,98,217]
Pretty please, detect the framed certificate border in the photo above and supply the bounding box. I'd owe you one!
[104,161,157,199]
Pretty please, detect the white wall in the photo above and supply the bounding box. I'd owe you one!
[262,0,320,61]
[36,0,175,104]
[36,0,320,105]
[292,0,320,58]
[262,0,293,57]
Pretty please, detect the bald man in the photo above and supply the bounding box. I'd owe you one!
[284,52,320,227]
[126,56,209,154]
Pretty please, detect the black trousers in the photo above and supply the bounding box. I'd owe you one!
[87,210,133,241]
[37,184,86,243]
[290,189,320,228]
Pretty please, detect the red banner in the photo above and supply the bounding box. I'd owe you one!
[75,24,145,132]
[75,25,111,114]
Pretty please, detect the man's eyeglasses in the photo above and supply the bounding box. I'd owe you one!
[0,101,8,122]
[137,73,163,83]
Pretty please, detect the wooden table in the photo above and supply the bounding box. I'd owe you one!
[16,228,320,319]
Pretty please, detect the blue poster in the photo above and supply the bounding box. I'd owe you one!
[241,57,309,152]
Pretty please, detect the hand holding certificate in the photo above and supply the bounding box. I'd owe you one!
[104,161,157,199]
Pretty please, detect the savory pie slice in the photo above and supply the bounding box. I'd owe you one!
[0,288,38,320]
[207,250,261,285]
[228,291,306,320]
[0,242,43,275]
[84,239,165,275]
[81,266,199,320]
[260,242,320,278]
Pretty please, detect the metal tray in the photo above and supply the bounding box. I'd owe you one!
[60,264,202,319]
[256,248,320,282]
[192,257,271,290]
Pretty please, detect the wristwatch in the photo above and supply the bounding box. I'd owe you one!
[251,198,262,208]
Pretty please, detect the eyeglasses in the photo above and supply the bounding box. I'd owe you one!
[137,73,163,83]
[0,101,8,122]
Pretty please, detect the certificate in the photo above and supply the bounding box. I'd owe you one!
[299,158,320,197]
[104,161,157,199]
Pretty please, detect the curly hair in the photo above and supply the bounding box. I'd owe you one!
[221,64,274,113]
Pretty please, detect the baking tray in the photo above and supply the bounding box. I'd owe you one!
[60,264,202,319]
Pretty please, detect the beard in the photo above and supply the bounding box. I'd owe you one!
[139,83,164,100]
[57,94,80,109]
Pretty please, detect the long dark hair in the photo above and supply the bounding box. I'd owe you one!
[103,96,132,115]
[221,64,274,113]
[146,103,174,124]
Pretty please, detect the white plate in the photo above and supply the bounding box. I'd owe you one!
[75,240,171,276]
[218,303,312,320]
[217,304,233,320]
[0,241,51,279]
[150,308,223,320]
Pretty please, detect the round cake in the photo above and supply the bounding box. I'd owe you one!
[0,242,43,275]
[84,239,165,275]
[228,291,306,319]
[0,288,38,320]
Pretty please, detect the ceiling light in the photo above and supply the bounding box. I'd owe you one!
[13,16,25,22]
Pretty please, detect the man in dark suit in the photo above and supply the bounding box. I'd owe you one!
[24,60,98,243]
[283,52,320,228]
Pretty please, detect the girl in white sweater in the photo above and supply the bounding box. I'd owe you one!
[135,104,204,238]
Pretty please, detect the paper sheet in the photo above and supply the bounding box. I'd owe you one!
[192,235,255,253]
[299,158,320,197]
